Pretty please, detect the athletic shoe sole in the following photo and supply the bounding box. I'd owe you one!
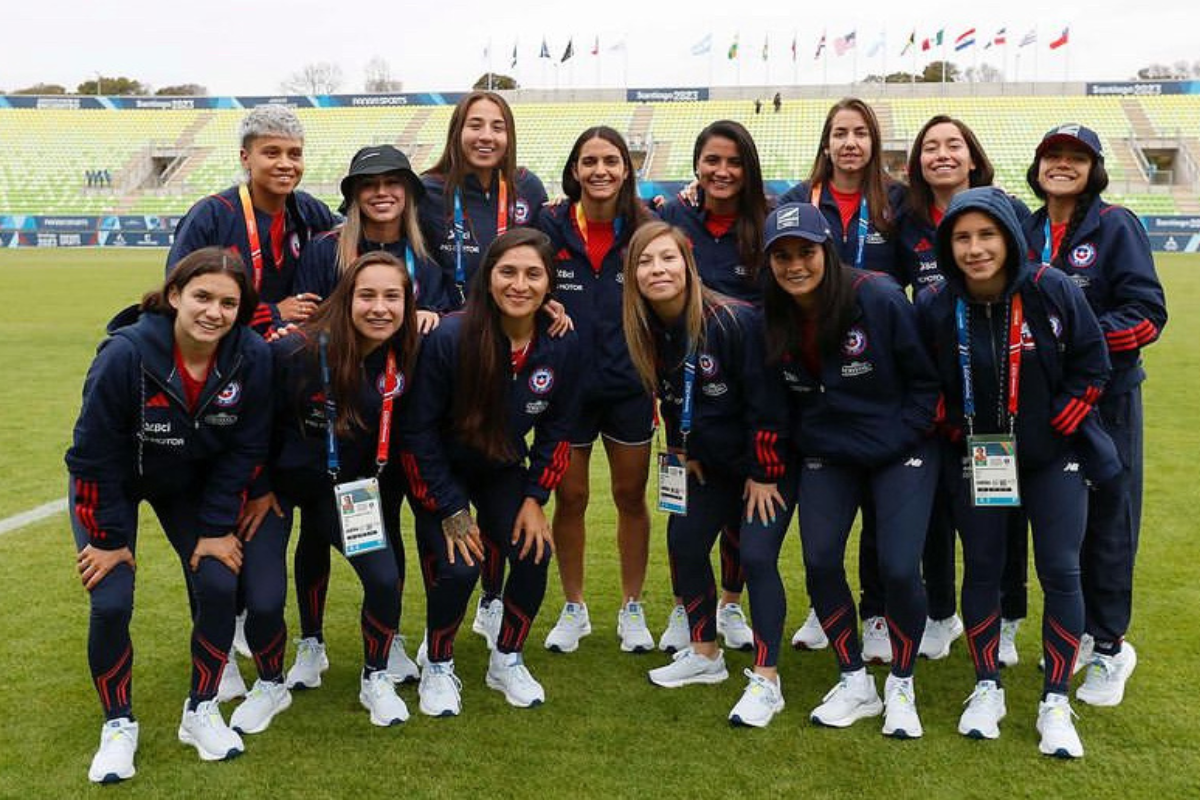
[647,667,729,689]
[485,675,544,708]
[232,691,293,735]
[810,699,883,728]
[177,729,243,762]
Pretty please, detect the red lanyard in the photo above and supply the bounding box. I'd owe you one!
[375,349,398,470]
[237,184,264,291]
[1005,294,1024,419]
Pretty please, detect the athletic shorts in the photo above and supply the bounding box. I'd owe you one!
[569,391,655,447]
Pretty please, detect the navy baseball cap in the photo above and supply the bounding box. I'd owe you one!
[1036,124,1104,161]
[764,203,832,251]
[339,145,424,213]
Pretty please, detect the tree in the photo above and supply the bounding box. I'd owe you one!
[473,73,518,90]
[920,61,961,83]
[363,57,403,93]
[281,62,343,95]
[863,71,922,83]
[1135,63,1174,80]
[12,83,66,94]
[156,83,207,96]
[963,64,1004,83]
[76,76,149,95]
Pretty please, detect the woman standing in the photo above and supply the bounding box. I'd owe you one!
[242,250,419,727]
[1022,125,1167,706]
[400,229,581,716]
[624,221,788,726]
[917,186,1116,756]
[67,248,271,781]
[759,202,940,738]
[537,127,658,654]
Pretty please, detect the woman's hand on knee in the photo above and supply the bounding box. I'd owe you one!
[76,544,135,591]
[511,497,553,564]
[190,534,243,575]
[442,509,484,566]
[743,479,785,526]
[238,492,282,542]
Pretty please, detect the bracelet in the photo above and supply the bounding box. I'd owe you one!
[441,510,473,541]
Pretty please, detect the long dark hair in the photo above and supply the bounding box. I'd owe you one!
[763,238,857,364]
[693,120,767,279]
[302,251,418,435]
[561,126,649,228]
[807,97,895,236]
[426,91,518,209]
[1026,142,1110,268]
[906,115,995,228]
[144,246,258,327]
[453,228,557,461]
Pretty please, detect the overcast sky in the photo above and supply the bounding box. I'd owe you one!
[3,1,1196,94]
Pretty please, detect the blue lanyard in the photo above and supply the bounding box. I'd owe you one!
[854,196,869,269]
[954,299,975,432]
[403,243,418,297]
[452,190,467,288]
[317,332,340,478]
[1041,219,1053,265]
[679,350,697,452]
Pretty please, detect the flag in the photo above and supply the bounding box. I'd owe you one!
[814,33,826,59]
[728,35,739,60]
[607,39,627,53]
[985,27,1007,49]
[922,28,944,51]
[1049,27,1070,49]
[954,28,976,51]
[866,33,885,58]
[900,30,916,55]
[1019,29,1036,47]
[834,30,856,56]
[791,32,797,61]
[691,33,712,56]
[591,36,599,56]
[539,37,550,58]
[482,42,490,60]
[762,35,769,61]
[511,41,518,68]
[561,38,574,62]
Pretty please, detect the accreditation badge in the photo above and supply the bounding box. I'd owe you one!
[967,434,1021,507]
[334,477,387,556]
[656,451,688,515]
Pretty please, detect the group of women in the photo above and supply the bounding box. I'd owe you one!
[68,93,1166,783]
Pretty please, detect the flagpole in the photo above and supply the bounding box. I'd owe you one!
[881,30,888,89]
[792,31,798,86]
[1034,28,1040,84]
[823,34,829,87]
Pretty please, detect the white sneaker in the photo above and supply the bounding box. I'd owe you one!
[1076,642,1138,707]
[958,680,1007,739]
[861,616,892,664]
[486,650,546,708]
[359,670,409,726]
[810,668,883,727]
[791,608,829,650]
[648,646,729,688]
[999,618,1022,667]
[230,679,291,735]
[178,699,244,761]
[285,637,329,690]
[472,596,503,650]
[658,604,689,654]
[416,633,429,669]
[1037,693,1084,758]
[386,635,420,684]
[617,600,655,653]
[1039,632,1093,675]
[717,603,755,651]
[419,660,463,718]
[88,718,138,784]
[216,656,247,702]
[881,674,923,739]
[232,611,251,659]
[545,602,592,653]
[918,615,963,660]
[729,670,785,728]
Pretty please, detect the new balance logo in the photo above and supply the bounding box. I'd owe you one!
[904,458,924,468]
[1063,462,1080,472]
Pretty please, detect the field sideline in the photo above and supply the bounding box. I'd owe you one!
[0,249,1196,798]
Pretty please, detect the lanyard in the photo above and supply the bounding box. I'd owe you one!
[812,184,868,269]
[452,177,509,288]
[955,294,1024,435]
[237,184,264,291]
[317,333,398,479]
[1042,219,1054,266]
[679,349,698,453]
[573,202,624,248]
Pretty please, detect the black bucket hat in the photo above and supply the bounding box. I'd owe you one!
[338,144,424,213]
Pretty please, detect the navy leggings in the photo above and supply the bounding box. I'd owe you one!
[70,481,237,720]
[416,465,550,661]
[799,439,937,679]
[738,473,800,669]
[948,446,1086,697]
[1083,388,1143,655]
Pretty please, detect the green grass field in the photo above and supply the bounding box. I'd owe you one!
[1,249,1197,798]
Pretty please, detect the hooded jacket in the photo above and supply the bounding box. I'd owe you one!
[916,186,1117,477]
[65,308,271,549]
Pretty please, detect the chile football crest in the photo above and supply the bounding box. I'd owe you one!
[377,372,405,397]
[529,367,554,395]
[699,353,718,378]
[215,380,241,407]
[1068,242,1097,269]
[841,326,868,357]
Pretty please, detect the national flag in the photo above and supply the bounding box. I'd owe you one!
[539,37,550,58]
[954,28,976,51]
[866,33,885,58]
[814,33,826,59]
[728,35,739,60]
[511,41,518,68]
[834,30,856,57]
[691,33,712,56]
[591,36,599,56]
[900,30,916,56]
[607,40,627,53]
[762,35,769,61]
[791,32,797,61]
[561,38,574,62]
[985,27,1007,49]
[923,29,945,51]
[1019,29,1036,47]
[1049,27,1070,49]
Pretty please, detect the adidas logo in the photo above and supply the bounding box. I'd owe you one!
[904,458,924,468]
[1063,462,1080,472]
